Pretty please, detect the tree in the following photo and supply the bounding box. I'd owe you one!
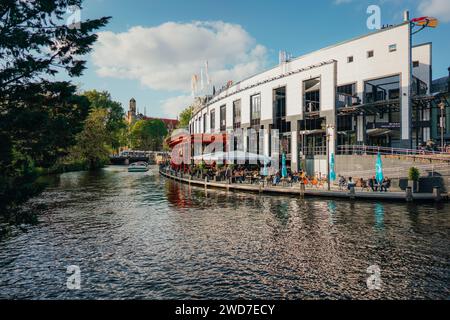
[177,106,193,128]
[4,82,91,168]
[0,0,110,211]
[72,108,110,169]
[82,90,125,151]
[0,1,110,90]
[130,120,168,151]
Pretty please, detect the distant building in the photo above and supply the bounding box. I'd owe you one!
[126,98,137,124]
[126,98,179,133]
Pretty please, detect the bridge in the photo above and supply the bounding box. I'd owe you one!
[109,150,169,165]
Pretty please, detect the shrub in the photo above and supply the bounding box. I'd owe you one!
[408,167,420,181]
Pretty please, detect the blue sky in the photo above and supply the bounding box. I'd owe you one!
[73,0,450,118]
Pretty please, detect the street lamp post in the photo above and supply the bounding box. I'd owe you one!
[326,124,335,191]
[439,101,446,151]
[327,133,330,191]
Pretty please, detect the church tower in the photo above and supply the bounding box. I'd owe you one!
[127,98,137,124]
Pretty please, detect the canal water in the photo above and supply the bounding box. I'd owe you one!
[0,166,449,299]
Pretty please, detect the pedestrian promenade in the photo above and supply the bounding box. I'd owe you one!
[159,169,447,202]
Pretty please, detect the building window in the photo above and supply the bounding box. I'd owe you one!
[304,77,321,113]
[233,100,241,129]
[203,114,207,133]
[273,86,290,133]
[250,94,261,127]
[337,83,359,108]
[347,56,354,63]
[367,50,374,58]
[389,44,397,52]
[413,61,420,68]
[220,105,226,131]
[210,109,215,130]
[199,115,202,133]
[364,74,400,103]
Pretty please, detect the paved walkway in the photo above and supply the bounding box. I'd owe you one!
[160,170,448,203]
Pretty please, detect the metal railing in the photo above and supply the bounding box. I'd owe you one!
[336,93,361,108]
[337,145,450,161]
[301,146,327,156]
[337,162,450,180]
[304,101,320,113]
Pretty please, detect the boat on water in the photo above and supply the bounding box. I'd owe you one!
[128,161,149,172]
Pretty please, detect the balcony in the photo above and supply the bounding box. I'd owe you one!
[336,93,361,108]
[301,146,327,156]
[304,100,320,113]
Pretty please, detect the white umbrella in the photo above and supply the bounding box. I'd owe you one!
[193,151,271,162]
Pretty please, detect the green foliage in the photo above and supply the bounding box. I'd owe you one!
[70,109,111,169]
[3,82,90,168]
[177,106,194,128]
[130,119,168,151]
[0,0,110,90]
[408,167,420,182]
[0,150,46,212]
[162,133,171,152]
[0,0,110,212]
[83,90,126,151]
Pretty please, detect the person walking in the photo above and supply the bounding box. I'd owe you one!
[225,166,232,184]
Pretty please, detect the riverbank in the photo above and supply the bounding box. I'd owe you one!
[160,168,448,203]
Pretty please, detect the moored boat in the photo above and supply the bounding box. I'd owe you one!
[128,161,149,172]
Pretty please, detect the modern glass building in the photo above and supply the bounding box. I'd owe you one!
[189,15,439,171]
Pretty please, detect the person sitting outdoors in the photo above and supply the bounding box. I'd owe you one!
[292,172,300,184]
[311,176,319,188]
[347,177,356,190]
[302,175,310,187]
[358,178,369,191]
[272,173,281,186]
[380,177,391,192]
[233,170,243,184]
[368,176,377,192]
[338,175,347,190]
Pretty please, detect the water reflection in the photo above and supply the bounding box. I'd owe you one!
[374,203,385,232]
[327,201,337,226]
[0,166,449,299]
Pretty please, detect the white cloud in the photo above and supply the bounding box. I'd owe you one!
[160,95,194,118]
[92,21,268,93]
[418,0,450,22]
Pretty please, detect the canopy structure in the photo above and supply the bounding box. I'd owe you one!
[367,128,395,137]
[193,151,271,163]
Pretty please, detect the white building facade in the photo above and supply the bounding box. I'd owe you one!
[189,21,433,172]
